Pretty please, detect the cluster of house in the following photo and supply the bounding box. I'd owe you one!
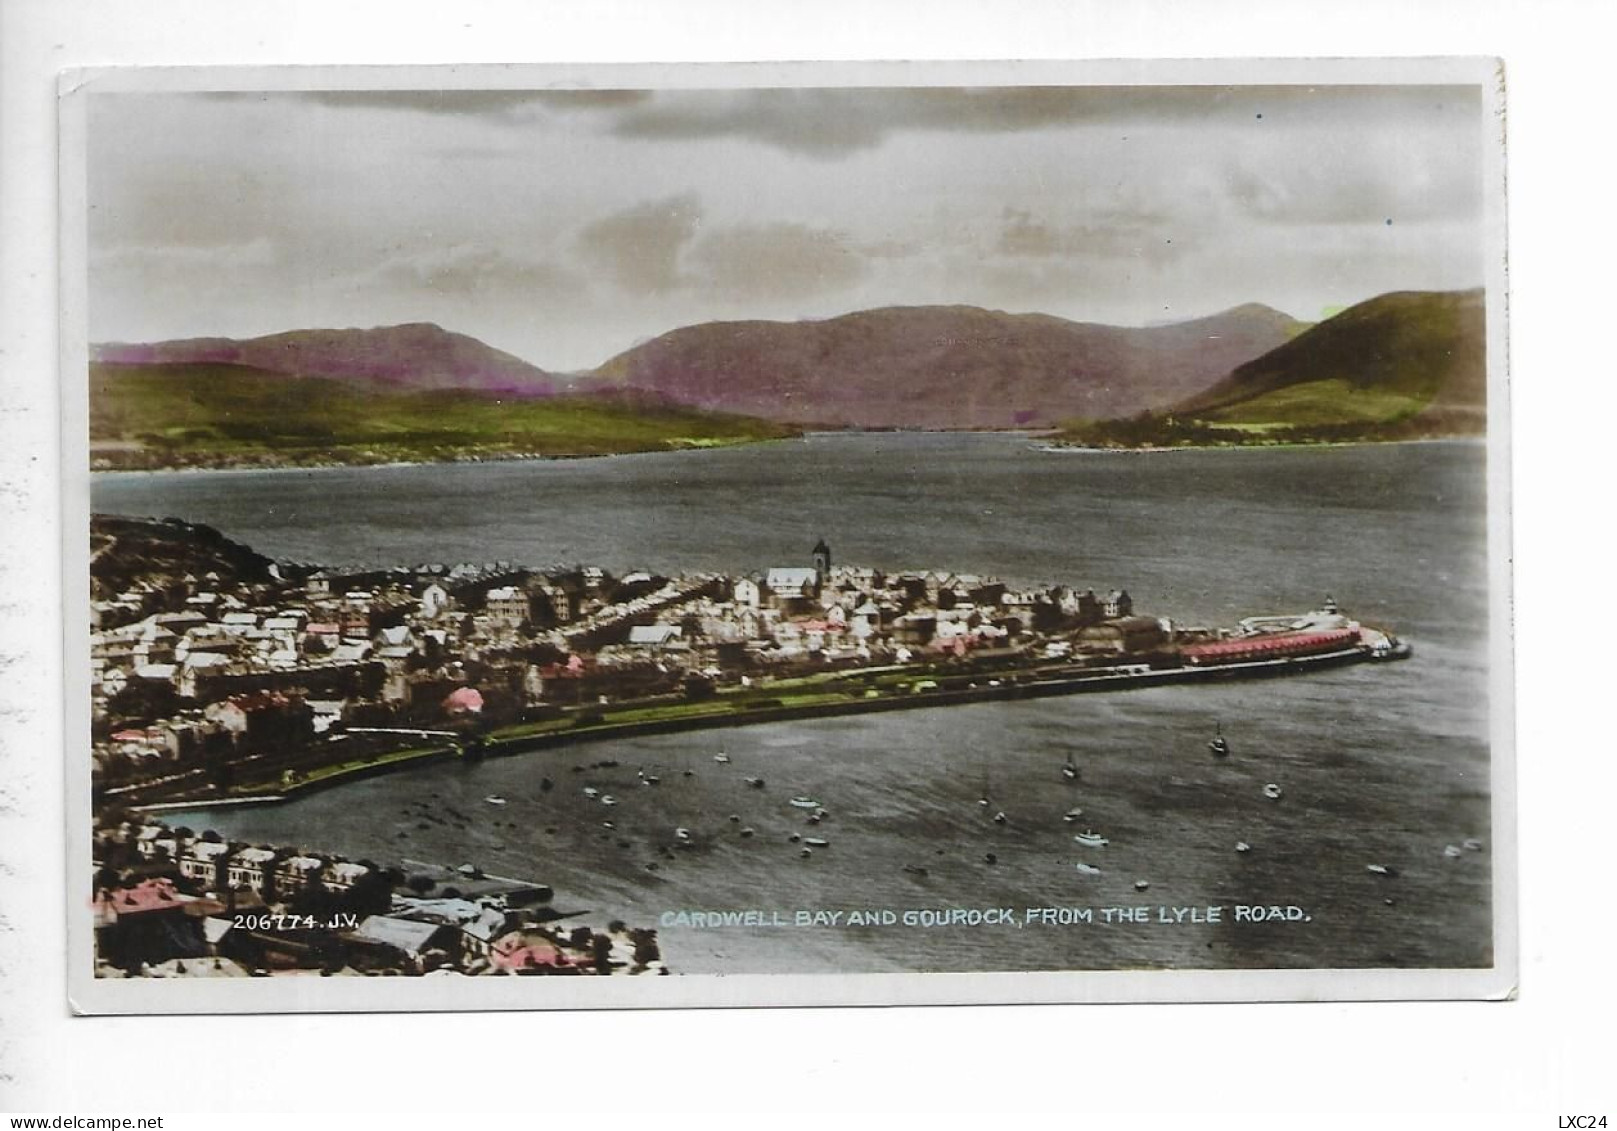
[93,818,666,978]
[92,538,1167,782]
[622,539,1151,671]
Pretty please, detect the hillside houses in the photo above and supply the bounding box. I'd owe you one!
[91,818,666,978]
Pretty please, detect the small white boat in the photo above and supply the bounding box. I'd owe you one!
[799,848,813,858]
[739,827,755,838]
[713,753,730,764]
[789,796,821,809]
[600,795,617,806]
[484,795,507,806]
[1235,841,1252,854]
[1062,755,1080,781]
[582,787,599,798]
[1262,783,1283,800]
[1074,862,1102,876]
[804,837,829,848]
[1366,863,1398,877]
[1443,844,1463,858]
[744,777,765,788]
[1073,830,1109,848]
[674,827,692,842]
[1063,807,1084,823]
[1134,880,1150,892]
[992,811,1008,825]
[1463,838,1484,852]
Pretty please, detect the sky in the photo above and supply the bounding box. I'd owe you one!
[87,83,1488,372]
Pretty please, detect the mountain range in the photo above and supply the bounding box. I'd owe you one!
[94,322,557,397]
[585,303,1308,429]
[89,288,1486,467]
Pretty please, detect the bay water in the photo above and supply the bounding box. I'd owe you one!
[95,434,1495,973]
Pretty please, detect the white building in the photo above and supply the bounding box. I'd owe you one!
[766,567,819,603]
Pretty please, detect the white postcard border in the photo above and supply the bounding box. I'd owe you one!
[60,56,1516,1015]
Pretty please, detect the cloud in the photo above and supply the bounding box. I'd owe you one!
[1221,152,1482,227]
[92,236,280,270]
[604,84,1484,158]
[576,194,703,294]
[995,207,1193,267]
[609,87,1113,156]
[198,89,653,121]
[366,243,583,298]
[688,222,871,300]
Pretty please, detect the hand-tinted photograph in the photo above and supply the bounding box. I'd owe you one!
[64,60,1511,1011]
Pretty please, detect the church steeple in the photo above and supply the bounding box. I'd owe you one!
[812,538,831,583]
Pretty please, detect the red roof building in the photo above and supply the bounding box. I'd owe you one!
[1181,628,1360,666]
[96,878,186,922]
[443,686,485,714]
[490,931,579,973]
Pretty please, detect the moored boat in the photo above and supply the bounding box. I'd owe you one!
[1073,830,1109,848]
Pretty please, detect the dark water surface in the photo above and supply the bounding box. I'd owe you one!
[97,435,1495,973]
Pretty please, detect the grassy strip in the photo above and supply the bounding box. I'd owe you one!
[90,363,800,469]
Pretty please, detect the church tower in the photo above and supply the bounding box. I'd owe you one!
[812,538,831,584]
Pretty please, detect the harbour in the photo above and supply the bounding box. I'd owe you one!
[104,433,1492,977]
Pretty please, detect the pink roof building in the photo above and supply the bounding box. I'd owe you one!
[443,686,484,714]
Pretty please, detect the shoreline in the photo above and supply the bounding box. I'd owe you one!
[88,436,800,478]
[1035,435,1485,454]
[90,432,1483,477]
[129,643,1395,815]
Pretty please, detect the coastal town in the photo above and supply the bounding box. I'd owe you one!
[88,518,1406,976]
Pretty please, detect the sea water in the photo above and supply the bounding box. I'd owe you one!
[99,434,1493,973]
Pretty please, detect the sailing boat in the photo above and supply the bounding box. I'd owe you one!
[1208,721,1231,759]
[978,772,992,807]
[1062,753,1080,781]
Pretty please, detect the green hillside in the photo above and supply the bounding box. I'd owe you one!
[1201,379,1431,428]
[90,362,799,470]
[1052,289,1486,449]
[1179,289,1485,427]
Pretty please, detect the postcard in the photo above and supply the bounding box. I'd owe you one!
[60,58,1513,1013]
